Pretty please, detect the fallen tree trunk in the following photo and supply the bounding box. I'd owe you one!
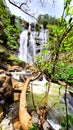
[19,78,32,130]
[19,72,41,130]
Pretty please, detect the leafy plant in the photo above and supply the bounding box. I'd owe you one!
[0,0,22,51]
[61,114,73,130]
[30,124,39,130]
[36,0,73,85]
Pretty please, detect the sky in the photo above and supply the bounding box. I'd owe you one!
[5,0,73,23]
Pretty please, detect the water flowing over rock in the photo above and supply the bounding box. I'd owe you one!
[18,24,48,65]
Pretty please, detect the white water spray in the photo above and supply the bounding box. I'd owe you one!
[18,24,48,64]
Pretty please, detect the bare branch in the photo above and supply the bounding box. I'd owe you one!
[20,3,27,8]
[40,0,55,7]
[8,0,37,20]
[40,0,45,6]
[8,0,56,20]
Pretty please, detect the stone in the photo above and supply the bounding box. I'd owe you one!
[12,78,24,90]
[43,121,51,130]
[7,65,22,72]
[31,111,39,124]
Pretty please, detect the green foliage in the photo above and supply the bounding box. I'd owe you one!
[36,0,73,85]
[0,0,22,51]
[53,62,73,84]
[0,0,9,17]
[37,14,59,29]
[30,124,39,130]
[42,49,48,55]
[5,25,21,50]
[8,55,25,66]
[61,114,73,130]
[0,126,2,130]
[36,58,73,85]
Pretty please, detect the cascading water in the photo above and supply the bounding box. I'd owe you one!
[28,32,36,63]
[18,24,48,65]
[18,30,28,63]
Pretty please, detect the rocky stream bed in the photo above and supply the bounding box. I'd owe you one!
[0,65,73,130]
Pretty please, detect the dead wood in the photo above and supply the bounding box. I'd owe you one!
[19,72,41,130]
[19,78,32,130]
[58,80,66,86]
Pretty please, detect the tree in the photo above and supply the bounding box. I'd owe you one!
[37,14,59,28]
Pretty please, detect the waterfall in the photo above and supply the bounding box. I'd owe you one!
[18,30,28,62]
[18,24,48,65]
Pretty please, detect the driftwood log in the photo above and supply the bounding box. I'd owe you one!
[19,78,32,130]
[19,72,41,130]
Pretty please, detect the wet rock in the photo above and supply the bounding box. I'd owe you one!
[65,93,73,107]
[43,121,51,130]
[7,108,19,121]
[31,111,39,125]
[7,102,19,121]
